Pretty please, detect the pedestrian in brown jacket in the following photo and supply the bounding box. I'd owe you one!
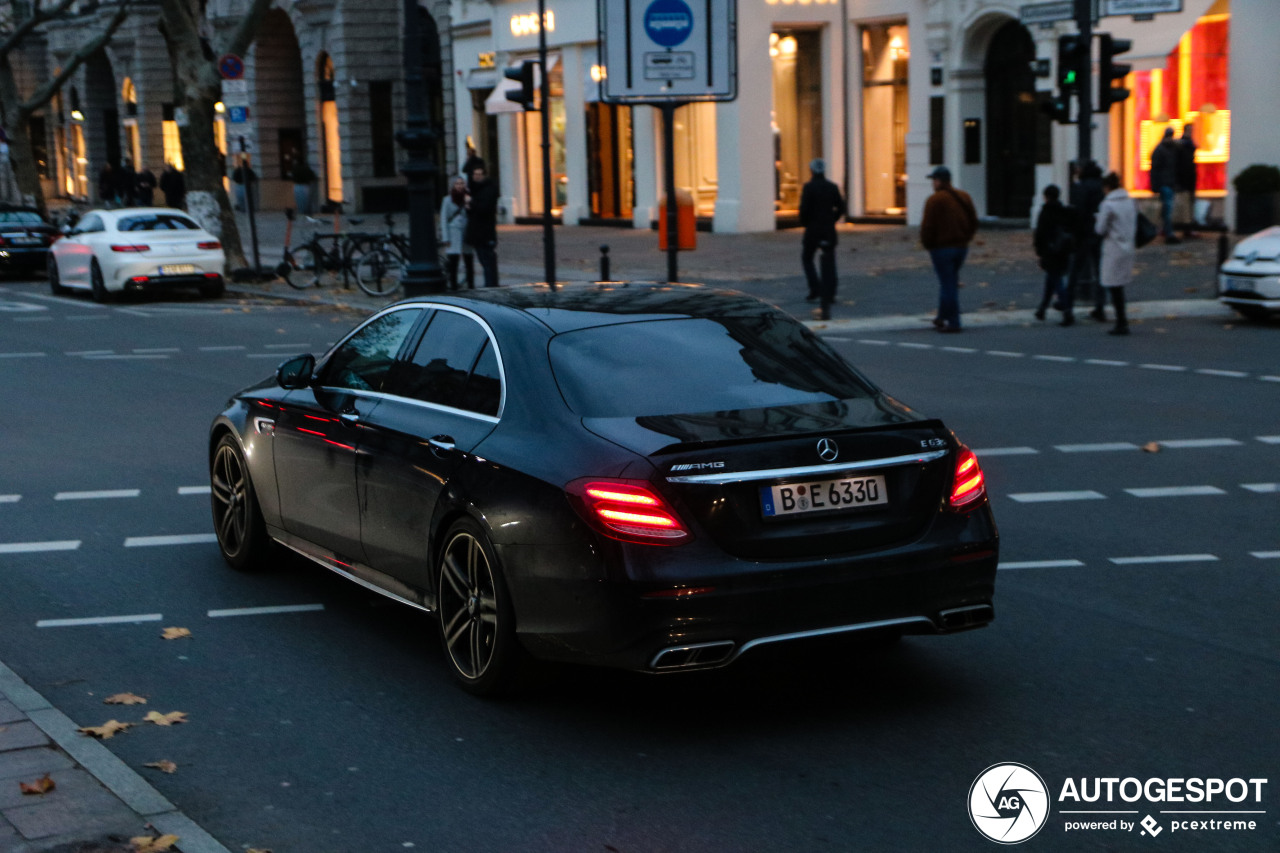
[920,166,977,332]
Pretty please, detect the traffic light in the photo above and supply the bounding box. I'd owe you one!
[504,60,537,111]
[1056,34,1086,95]
[1096,33,1133,112]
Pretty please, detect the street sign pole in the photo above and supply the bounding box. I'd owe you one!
[660,102,684,283]
[1075,0,1093,168]
[538,0,556,288]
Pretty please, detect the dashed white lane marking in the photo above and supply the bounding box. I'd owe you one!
[65,315,109,321]
[208,604,325,618]
[999,560,1085,570]
[1140,363,1188,372]
[823,337,852,342]
[1242,483,1279,493]
[134,347,180,354]
[987,351,1024,358]
[55,489,140,501]
[1263,376,1280,383]
[1110,554,1219,565]
[857,339,891,346]
[0,352,46,358]
[0,494,19,503]
[1124,486,1226,498]
[199,345,247,351]
[1008,490,1106,503]
[972,447,1039,457]
[1196,368,1248,378]
[940,346,978,353]
[0,540,81,554]
[1252,551,1280,559]
[124,533,218,547]
[246,353,285,359]
[37,614,163,628]
[1156,438,1242,449]
[178,486,211,495]
[65,350,113,356]
[264,343,312,349]
[1033,355,1075,363]
[1085,358,1129,366]
[1257,436,1280,444]
[12,316,52,322]
[897,342,934,350]
[1055,442,1139,453]
[83,354,170,360]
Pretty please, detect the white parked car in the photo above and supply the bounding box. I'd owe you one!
[48,207,227,301]
[1219,226,1280,320]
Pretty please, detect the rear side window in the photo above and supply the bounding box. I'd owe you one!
[396,310,501,416]
[117,214,200,232]
[549,316,874,418]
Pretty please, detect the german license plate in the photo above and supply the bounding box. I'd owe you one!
[761,475,888,517]
[10,236,40,245]
[159,264,198,275]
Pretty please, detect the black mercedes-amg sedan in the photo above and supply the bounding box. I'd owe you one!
[209,284,997,695]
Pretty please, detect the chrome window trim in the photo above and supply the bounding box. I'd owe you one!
[665,449,949,484]
[316,386,501,425]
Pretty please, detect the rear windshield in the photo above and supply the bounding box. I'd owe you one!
[117,214,200,232]
[549,317,875,418]
[0,210,44,225]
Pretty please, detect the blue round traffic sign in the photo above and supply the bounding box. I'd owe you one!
[644,0,694,49]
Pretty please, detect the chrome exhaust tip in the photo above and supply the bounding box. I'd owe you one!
[937,604,994,631]
[649,640,737,671]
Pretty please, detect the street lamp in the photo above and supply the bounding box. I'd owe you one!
[398,0,446,295]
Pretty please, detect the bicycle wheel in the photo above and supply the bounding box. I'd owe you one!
[356,248,405,297]
[285,245,325,289]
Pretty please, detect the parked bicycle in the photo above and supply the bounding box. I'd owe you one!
[354,214,414,297]
[276,208,372,290]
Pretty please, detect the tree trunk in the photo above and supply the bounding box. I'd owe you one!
[0,55,45,216]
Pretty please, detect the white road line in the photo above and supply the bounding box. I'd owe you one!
[1196,369,1248,378]
[1252,551,1280,559]
[133,347,181,354]
[1242,483,1279,493]
[1140,363,1187,372]
[0,352,46,358]
[1033,355,1076,363]
[857,340,891,346]
[247,353,285,359]
[1055,442,1139,453]
[199,345,247,351]
[65,315,110,321]
[12,317,53,322]
[1008,490,1106,503]
[972,447,1039,457]
[823,336,851,342]
[1109,554,1218,565]
[0,540,80,554]
[940,346,978,353]
[207,604,325,618]
[1085,359,1130,366]
[987,351,1024,358]
[0,494,19,503]
[1262,376,1280,383]
[124,533,218,547]
[999,560,1085,570]
[178,485,211,495]
[37,614,163,628]
[898,342,934,349]
[1156,438,1243,449]
[65,350,114,356]
[55,489,140,500]
[1124,486,1226,498]
[264,343,311,349]
[83,354,170,360]
[1257,436,1280,444]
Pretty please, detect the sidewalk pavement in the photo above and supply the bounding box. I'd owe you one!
[0,213,1236,853]
[226,209,1236,328]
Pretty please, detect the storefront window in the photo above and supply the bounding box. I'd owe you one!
[587,102,633,219]
[674,102,717,217]
[522,57,566,215]
[1118,3,1229,194]
[861,22,909,215]
[772,29,823,214]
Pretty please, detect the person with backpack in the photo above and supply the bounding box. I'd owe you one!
[1032,184,1074,321]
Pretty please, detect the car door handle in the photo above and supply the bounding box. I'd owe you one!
[428,435,456,452]
[339,411,360,427]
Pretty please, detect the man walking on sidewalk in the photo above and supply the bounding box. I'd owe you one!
[920,166,977,333]
[798,158,845,321]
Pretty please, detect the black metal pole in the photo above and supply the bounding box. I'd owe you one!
[538,0,556,288]
[1075,0,1093,168]
[398,0,445,296]
[661,102,680,283]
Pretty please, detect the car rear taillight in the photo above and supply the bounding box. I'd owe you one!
[566,478,692,545]
[197,240,221,250]
[110,244,150,252]
[948,446,986,509]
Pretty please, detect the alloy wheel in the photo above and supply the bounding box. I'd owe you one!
[438,531,500,681]
[211,441,250,558]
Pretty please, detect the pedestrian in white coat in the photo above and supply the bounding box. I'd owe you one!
[440,175,475,290]
[1095,171,1136,335]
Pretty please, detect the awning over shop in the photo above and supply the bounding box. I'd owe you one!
[467,69,497,90]
[483,55,559,115]
[1105,0,1221,70]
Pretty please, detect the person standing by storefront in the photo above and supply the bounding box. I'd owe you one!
[920,166,977,333]
[1095,171,1137,336]
[1177,126,1199,239]
[440,175,475,290]
[1149,128,1180,244]
[465,166,500,288]
[798,158,845,321]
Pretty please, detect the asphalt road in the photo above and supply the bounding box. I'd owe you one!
[1,282,1277,852]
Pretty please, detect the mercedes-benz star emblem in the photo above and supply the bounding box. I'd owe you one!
[816,438,839,462]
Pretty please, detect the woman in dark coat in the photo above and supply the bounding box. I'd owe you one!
[1033,184,1074,321]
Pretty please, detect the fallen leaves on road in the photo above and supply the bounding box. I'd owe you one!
[1142,442,1162,453]
[19,774,56,795]
[144,760,178,774]
[105,692,148,705]
[161,627,191,640]
[79,720,134,739]
[130,835,180,853]
[144,711,189,726]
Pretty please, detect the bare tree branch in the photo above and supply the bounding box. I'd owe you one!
[221,0,274,60]
[18,0,130,116]
[0,0,79,58]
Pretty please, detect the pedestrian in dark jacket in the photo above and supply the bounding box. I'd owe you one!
[1149,127,1180,243]
[134,165,157,207]
[97,162,115,206]
[464,166,500,288]
[159,163,185,209]
[1176,126,1198,238]
[1033,184,1074,321]
[115,160,136,207]
[920,165,977,332]
[798,158,846,320]
[1062,161,1105,326]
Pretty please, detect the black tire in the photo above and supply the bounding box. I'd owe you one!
[436,517,524,696]
[286,245,323,289]
[48,255,68,295]
[89,260,111,303]
[1232,304,1271,322]
[199,275,225,299]
[210,433,273,572]
[355,248,405,297]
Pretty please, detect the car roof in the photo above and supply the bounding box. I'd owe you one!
[396,282,783,334]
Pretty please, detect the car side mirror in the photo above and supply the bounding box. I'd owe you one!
[276,353,315,390]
